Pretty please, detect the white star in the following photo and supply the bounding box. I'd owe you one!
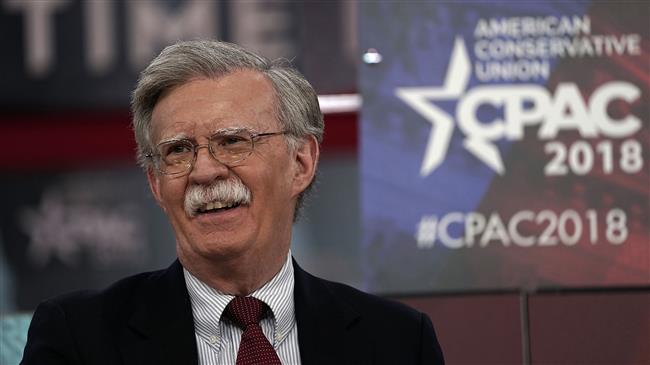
[395,37,471,177]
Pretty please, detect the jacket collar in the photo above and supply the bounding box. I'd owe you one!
[119,258,366,365]
[293,259,365,365]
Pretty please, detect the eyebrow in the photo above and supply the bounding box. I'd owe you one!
[209,126,253,135]
[158,132,193,144]
[157,126,256,145]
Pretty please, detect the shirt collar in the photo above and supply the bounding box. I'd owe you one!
[249,252,295,345]
[183,252,295,348]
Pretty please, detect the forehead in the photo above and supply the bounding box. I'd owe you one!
[150,70,279,141]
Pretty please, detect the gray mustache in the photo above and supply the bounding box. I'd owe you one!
[184,177,251,217]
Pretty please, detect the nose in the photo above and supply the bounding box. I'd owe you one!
[188,144,229,184]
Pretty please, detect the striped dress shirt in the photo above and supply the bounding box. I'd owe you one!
[183,253,302,365]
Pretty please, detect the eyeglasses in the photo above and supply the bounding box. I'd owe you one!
[146,128,287,175]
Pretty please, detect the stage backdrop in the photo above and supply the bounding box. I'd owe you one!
[359,1,649,294]
[0,0,361,313]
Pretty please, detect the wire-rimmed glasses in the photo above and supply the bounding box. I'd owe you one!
[146,128,287,175]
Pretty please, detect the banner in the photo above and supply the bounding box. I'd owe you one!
[0,0,302,108]
[359,1,649,293]
[0,168,178,309]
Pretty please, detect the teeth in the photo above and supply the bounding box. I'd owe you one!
[208,201,225,210]
[199,201,236,212]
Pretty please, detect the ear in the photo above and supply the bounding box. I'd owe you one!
[146,167,166,211]
[291,135,319,197]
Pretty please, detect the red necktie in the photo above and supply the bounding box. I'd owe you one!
[225,296,282,365]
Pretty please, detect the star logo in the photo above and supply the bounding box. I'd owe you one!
[396,37,505,177]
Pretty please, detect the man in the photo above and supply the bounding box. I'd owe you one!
[21,40,444,365]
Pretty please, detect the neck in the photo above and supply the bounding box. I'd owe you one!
[179,248,289,296]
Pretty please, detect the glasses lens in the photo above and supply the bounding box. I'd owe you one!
[158,140,194,174]
[210,130,253,164]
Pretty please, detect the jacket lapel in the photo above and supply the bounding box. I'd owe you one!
[293,260,368,365]
[115,259,365,364]
[119,260,198,365]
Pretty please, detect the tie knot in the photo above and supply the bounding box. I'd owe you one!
[225,296,269,328]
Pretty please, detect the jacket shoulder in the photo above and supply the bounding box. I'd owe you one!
[296,264,420,321]
[21,266,175,365]
[294,267,445,364]
[322,278,422,319]
[46,267,168,315]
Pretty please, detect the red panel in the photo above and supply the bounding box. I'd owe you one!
[1,110,358,171]
[321,112,358,153]
[1,110,136,171]
[398,294,523,364]
[528,290,650,365]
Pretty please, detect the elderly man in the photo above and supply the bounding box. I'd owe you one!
[21,40,444,365]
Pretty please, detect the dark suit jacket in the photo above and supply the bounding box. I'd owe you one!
[21,260,444,364]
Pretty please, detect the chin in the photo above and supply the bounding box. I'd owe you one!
[180,228,255,261]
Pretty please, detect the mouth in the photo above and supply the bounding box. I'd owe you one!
[197,200,243,215]
[197,201,241,214]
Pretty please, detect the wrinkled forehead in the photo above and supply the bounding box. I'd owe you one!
[150,71,281,143]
